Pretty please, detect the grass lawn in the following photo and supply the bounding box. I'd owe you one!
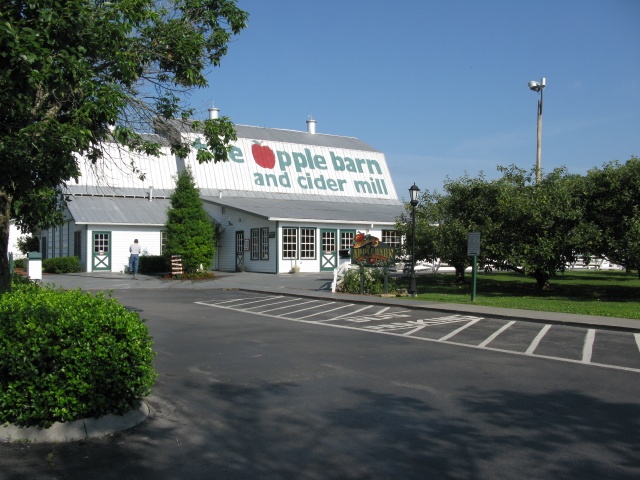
[395,270,640,320]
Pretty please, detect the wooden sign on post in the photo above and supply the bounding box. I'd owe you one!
[350,233,396,294]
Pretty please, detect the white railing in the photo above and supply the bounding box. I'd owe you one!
[332,262,354,293]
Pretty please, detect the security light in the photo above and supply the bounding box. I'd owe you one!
[528,81,541,91]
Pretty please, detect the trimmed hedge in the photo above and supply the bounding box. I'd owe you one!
[43,256,81,274]
[139,255,169,274]
[0,283,156,428]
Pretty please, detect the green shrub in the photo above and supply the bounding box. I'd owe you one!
[10,273,32,286]
[341,267,394,295]
[13,258,26,269]
[42,256,80,274]
[139,255,169,274]
[0,283,156,428]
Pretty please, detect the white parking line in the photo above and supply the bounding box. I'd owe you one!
[277,301,326,316]
[582,329,596,364]
[195,300,640,374]
[206,296,282,305]
[376,307,391,315]
[477,321,516,348]
[526,324,552,355]
[296,304,354,319]
[321,305,374,321]
[264,299,321,314]
[402,315,481,336]
[259,298,303,312]
[241,298,299,310]
[438,318,482,341]
[218,296,284,308]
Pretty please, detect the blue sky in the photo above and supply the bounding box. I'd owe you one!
[190,0,639,199]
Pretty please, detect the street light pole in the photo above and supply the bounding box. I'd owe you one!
[408,183,420,297]
[528,77,546,184]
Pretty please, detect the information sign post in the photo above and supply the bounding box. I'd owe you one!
[467,232,481,301]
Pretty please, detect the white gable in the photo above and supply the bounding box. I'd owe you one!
[74,125,399,201]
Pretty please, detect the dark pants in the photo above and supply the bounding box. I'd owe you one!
[129,254,139,274]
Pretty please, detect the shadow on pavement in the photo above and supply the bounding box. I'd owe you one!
[2,384,639,479]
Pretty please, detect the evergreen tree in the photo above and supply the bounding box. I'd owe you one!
[164,168,215,274]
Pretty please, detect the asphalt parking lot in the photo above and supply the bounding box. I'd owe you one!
[3,273,640,479]
[197,292,640,373]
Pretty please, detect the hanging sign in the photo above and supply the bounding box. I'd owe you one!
[351,233,396,268]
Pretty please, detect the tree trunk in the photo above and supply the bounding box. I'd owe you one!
[531,268,551,290]
[0,189,13,292]
[454,264,466,284]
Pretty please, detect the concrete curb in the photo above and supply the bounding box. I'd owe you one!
[1,401,149,443]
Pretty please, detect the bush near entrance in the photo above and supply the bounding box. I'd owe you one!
[341,267,394,295]
[0,282,156,428]
[42,256,81,274]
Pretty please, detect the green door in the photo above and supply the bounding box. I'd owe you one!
[92,231,111,271]
[320,229,338,271]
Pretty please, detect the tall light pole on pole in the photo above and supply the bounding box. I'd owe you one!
[528,77,546,184]
[408,183,420,297]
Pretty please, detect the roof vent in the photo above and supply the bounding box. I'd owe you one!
[208,104,219,120]
[306,115,316,134]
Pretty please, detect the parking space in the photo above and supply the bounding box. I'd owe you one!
[196,292,640,374]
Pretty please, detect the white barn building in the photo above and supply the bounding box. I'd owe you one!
[36,111,405,274]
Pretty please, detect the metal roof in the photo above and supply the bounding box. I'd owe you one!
[66,193,402,225]
[233,125,380,152]
[202,190,402,205]
[64,185,173,198]
[159,119,380,153]
[202,195,405,224]
[140,133,171,146]
[67,196,170,225]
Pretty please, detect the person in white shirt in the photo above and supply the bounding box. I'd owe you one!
[129,239,142,279]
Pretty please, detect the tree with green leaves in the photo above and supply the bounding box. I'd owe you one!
[583,157,640,277]
[16,235,40,255]
[398,173,499,284]
[399,166,588,289]
[484,166,588,289]
[164,167,215,274]
[0,0,248,291]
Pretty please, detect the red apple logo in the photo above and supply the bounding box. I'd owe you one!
[355,233,365,243]
[251,141,275,169]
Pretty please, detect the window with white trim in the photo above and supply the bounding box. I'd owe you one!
[340,231,355,250]
[251,228,259,260]
[300,228,316,259]
[260,227,269,260]
[382,230,400,248]
[160,231,167,254]
[282,228,297,259]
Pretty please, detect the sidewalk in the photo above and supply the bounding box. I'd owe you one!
[44,270,640,332]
